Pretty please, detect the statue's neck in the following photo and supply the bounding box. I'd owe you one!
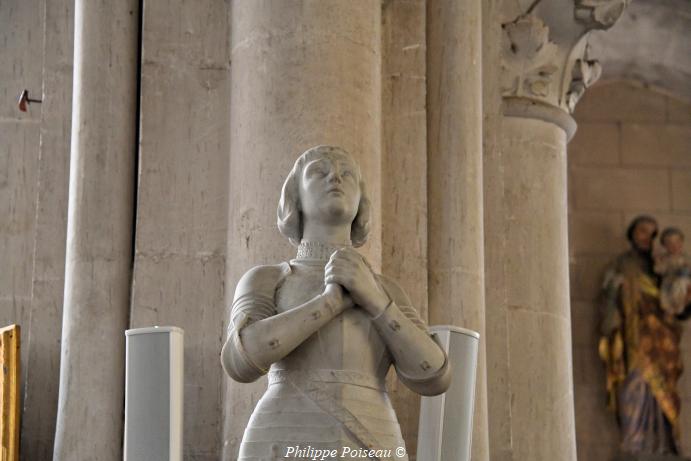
[295,239,351,261]
[300,218,352,246]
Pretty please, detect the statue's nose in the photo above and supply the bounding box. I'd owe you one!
[328,171,342,183]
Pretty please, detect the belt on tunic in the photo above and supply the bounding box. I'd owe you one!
[267,368,389,460]
[268,368,386,391]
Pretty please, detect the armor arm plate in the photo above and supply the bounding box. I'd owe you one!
[221,263,350,383]
[373,275,451,396]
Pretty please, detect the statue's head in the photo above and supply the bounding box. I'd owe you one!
[277,145,371,247]
[626,214,658,252]
[660,227,684,255]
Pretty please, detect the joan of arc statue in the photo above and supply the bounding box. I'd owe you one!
[221,145,450,460]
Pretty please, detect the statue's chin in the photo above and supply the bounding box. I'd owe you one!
[318,203,357,226]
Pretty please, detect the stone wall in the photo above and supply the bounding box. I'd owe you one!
[0,0,43,358]
[130,1,230,460]
[0,1,73,458]
[569,80,691,459]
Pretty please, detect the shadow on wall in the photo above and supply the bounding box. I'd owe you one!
[568,80,691,460]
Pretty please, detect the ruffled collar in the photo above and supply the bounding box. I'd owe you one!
[295,239,351,261]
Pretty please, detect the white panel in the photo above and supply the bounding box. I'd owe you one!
[125,327,184,461]
[417,326,479,461]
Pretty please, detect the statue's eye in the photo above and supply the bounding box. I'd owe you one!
[306,163,329,178]
[342,170,354,179]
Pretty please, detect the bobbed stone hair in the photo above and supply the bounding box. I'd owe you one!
[277,145,371,247]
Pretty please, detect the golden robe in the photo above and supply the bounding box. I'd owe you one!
[600,250,685,454]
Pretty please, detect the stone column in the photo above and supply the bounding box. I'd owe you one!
[223,2,381,459]
[483,1,628,459]
[426,1,490,460]
[53,0,139,459]
[481,0,511,459]
[381,1,428,456]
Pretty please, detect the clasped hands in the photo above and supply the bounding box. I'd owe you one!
[321,247,390,317]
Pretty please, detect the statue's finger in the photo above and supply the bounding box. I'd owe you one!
[344,248,365,263]
[324,265,343,278]
[324,274,349,286]
[327,267,356,283]
[326,260,351,273]
[330,255,357,271]
[333,248,360,262]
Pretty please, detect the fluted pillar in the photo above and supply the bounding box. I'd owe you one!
[484,1,629,459]
[223,2,381,459]
[426,1,490,460]
[53,0,139,459]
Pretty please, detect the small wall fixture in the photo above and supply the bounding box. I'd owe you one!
[17,89,42,112]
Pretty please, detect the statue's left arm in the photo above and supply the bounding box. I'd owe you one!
[326,248,450,396]
[374,275,451,396]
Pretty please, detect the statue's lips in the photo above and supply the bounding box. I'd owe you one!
[326,187,344,195]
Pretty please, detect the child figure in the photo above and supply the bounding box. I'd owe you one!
[655,227,691,315]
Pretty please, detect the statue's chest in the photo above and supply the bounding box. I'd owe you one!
[274,263,389,372]
[275,265,324,311]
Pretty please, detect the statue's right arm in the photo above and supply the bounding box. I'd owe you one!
[221,265,349,383]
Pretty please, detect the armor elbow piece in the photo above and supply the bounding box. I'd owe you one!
[221,328,267,383]
[396,353,451,396]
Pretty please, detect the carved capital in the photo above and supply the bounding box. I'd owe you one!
[501,15,559,103]
[565,44,602,113]
[575,0,630,29]
[501,0,628,120]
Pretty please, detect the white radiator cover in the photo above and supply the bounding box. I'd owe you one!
[417,325,479,461]
[125,326,184,461]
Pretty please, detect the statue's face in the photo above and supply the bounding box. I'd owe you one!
[298,154,361,226]
[663,234,684,256]
[632,220,656,252]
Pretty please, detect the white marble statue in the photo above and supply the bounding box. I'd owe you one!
[221,145,450,460]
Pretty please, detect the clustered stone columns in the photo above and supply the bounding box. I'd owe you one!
[223,2,382,459]
[484,1,629,459]
[53,0,139,460]
[426,1,490,460]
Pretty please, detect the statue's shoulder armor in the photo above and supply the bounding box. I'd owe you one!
[234,262,292,301]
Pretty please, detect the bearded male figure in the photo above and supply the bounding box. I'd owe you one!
[221,146,450,460]
[600,215,691,456]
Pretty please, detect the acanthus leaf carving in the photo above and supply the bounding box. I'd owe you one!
[565,44,602,113]
[501,14,560,100]
[575,0,630,29]
[501,1,629,116]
